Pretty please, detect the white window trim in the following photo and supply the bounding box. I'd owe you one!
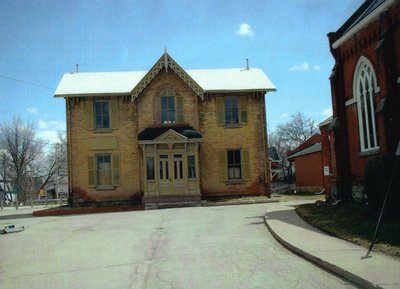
[353,56,379,152]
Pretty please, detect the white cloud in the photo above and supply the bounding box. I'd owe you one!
[236,23,254,37]
[26,107,38,114]
[281,113,289,118]
[290,62,321,72]
[37,130,59,144]
[321,108,333,117]
[38,119,66,131]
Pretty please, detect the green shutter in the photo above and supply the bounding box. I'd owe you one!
[239,97,248,124]
[216,97,225,125]
[110,99,119,129]
[242,149,250,180]
[88,156,96,186]
[112,154,120,186]
[86,100,94,130]
[219,150,228,182]
[176,96,184,123]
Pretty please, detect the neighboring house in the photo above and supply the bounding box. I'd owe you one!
[287,134,325,193]
[54,52,276,207]
[43,171,68,199]
[0,176,11,200]
[268,147,282,181]
[327,0,400,200]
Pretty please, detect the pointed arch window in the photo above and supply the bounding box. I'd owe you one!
[353,57,379,152]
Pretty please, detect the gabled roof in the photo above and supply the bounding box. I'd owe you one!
[319,116,333,127]
[287,134,322,157]
[287,143,322,160]
[54,52,276,98]
[131,52,204,100]
[332,0,396,49]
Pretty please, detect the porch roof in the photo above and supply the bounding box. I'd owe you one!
[138,126,202,141]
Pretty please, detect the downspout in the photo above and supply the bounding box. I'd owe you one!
[66,97,73,206]
[261,92,272,196]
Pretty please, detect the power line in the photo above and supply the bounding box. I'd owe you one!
[0,75,56,91]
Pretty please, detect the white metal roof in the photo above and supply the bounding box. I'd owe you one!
[187,68,276,92]
[54,71,147,97]
[54,68,276,97]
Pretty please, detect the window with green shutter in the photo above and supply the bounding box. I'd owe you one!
[88,154,120,188]
[112,155,120,186]
[86,99,119,131]
[176,96,184,123]
[219,150,228,181]
[219,149,251,182]
[216,96,248,126]
[88,156,96,186]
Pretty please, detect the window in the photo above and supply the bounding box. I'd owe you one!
[146,157,155,180]
[88,154,120,188]
[216,96,248,126]
[173,154,183,180]
[96,155,112,186]
[227,150,241,179]
[95,101,110,129]
[161,96,175,124]
[354,57,379,151]
[225,96,239,124]
[188,155,196,179]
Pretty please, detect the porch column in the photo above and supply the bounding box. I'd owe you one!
[183,143,189,194]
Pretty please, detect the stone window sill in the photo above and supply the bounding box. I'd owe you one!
[225,179,246,185]
[359,147,380,157]
[94,128,113,133]
[224,124,242,128]
[95,185,115,191]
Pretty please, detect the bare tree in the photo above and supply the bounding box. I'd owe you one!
[0,117,45,205]
[269,112,318,167]
[36,133,67,193]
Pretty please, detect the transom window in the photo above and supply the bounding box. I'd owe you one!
[224,96,239,124]
[227,150,242,179]
[161,96,175,124]
[95,101,110,129]
[354,57,379,151]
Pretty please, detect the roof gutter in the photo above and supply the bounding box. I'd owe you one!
[54,92,131,98]
[332,0,397,49]
[204,88,276,94]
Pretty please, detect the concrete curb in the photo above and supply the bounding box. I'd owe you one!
[203,199,279,207]
[264,215,383,289]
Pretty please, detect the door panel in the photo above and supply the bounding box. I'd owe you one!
[159,155,170,195]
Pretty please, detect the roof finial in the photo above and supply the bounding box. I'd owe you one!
[246,58,250,70]
[164,47,168,72]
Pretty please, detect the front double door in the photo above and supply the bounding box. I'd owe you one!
[158,152,185,195]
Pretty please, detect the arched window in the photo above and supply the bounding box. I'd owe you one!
[353,56,379,152]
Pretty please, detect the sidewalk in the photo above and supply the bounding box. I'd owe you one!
[264,201,400,289]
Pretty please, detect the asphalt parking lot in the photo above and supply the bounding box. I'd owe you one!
[0,204,356,289]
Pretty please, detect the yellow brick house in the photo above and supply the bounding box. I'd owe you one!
[54,52,276,207]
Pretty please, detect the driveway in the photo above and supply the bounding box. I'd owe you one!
[0,204,356,289]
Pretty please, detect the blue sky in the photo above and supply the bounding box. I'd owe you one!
[0,0,364,143]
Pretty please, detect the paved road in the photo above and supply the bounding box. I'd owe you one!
[0,204,357,289]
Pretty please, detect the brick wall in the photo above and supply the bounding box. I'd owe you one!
[66,68,271,202]
[328,1,400,197]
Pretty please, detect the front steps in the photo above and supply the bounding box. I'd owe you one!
[143,195,202,210]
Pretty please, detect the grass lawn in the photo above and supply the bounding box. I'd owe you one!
[296,202,400,257]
